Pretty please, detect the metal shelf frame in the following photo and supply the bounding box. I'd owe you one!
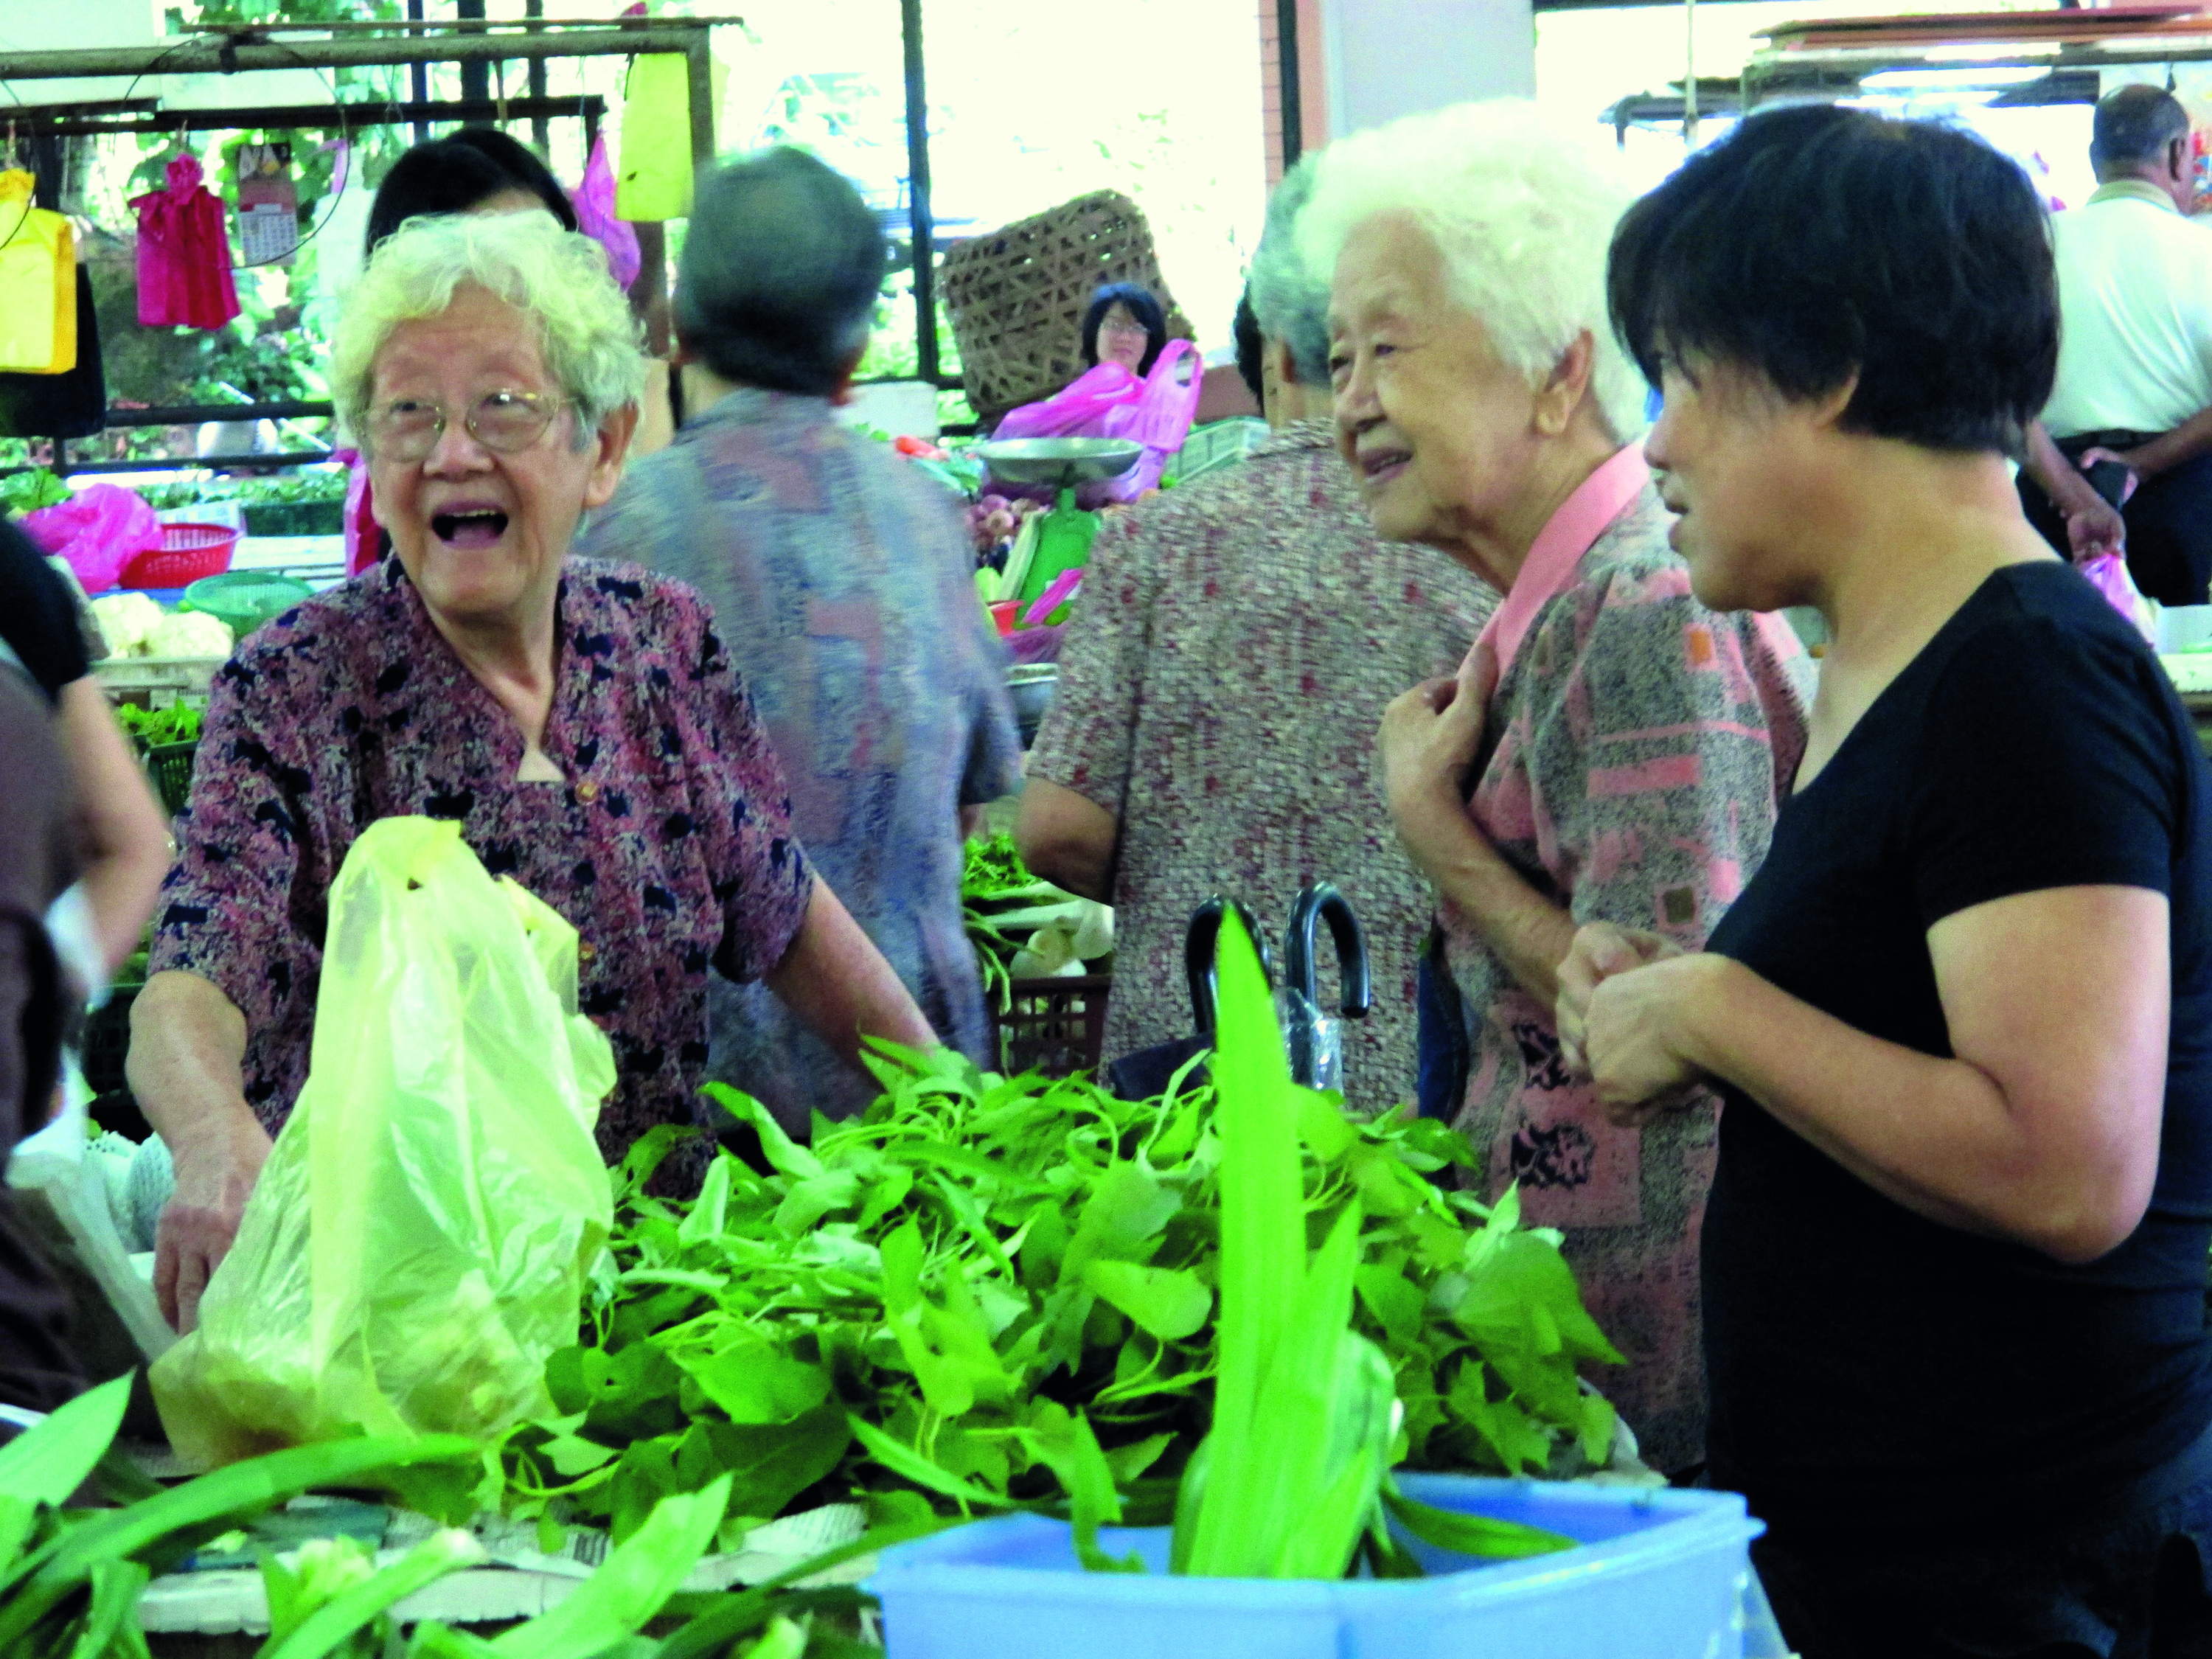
[0,15,726,480]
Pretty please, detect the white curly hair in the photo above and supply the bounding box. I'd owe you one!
[1296,98,1646,440]
[331,209,647,456]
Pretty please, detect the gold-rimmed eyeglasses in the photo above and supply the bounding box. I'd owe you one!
[366,389,566,464]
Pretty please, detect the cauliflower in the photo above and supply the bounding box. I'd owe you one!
[146,610,234,659]
[88,591,164,658]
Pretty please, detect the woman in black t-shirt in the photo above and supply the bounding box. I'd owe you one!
[1558,106,2212,1656]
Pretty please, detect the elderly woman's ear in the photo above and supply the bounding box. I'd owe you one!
[584,401,643,509]
[1534,333,1600,439]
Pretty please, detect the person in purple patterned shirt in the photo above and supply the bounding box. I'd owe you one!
[1306,101,1811,1474]
[129,212,936,1334]
[581,148,1022,1134]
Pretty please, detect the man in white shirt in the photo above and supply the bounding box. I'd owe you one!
[2021,85,2212,604]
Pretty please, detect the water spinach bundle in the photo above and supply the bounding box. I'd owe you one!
[498,1023,1621,1546]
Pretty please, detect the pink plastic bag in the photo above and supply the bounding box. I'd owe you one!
[19,483,161,595]
[568,136,641,291]
[338,449,382,579]
[131,155,240,331]
[994,341,1207,502]
[2079,552,2159,644]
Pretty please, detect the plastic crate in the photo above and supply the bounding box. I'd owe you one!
[996,974,1108,1078]
[119,522,237,590]
[145,740,198,816]
[869,1473,1765,1659]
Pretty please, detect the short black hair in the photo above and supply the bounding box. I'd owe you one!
[364,128,577,255]
[675,147,886,398]
[1608,104,2056,456]
[1232,288,1264,404]
[2092,85,2190,171]
[1080,282,1168,376]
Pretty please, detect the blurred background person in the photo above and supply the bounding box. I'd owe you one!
[1301,100,1809,1475]
[1,515,170,981]
[2020,86,2212,602]
[581,149,1019,1137]
[1018,156,1494,1116]
[0,634,87,1414]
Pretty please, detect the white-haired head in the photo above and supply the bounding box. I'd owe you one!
[332,209,647,456]
[1298,98,1644,439]
[1247,153,1330,386]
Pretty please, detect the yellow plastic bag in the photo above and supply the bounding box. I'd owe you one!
[151,818,616,1467]
[0,170,75,375]
[615,53,695,221]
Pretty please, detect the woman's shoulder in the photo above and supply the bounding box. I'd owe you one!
[563,556,734,681]
[220,565,408,686]
[1921,562,2171,714]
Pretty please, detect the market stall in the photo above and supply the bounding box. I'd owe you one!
[0,13,1809,1658]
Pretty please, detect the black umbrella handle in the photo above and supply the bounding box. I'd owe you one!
[1185,896,1270,1040]
[1284,883,1372,1020]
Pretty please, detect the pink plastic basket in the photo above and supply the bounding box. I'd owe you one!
[120,521,238,591]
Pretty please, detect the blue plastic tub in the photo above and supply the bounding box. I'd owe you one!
[869,1473,1766,1659]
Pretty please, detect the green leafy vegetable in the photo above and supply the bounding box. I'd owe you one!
[498,1035,1621,1548]
[1174,908,1392,1579]
[114,700,206,751]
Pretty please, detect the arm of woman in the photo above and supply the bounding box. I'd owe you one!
[1584,883,2166,1264]
[58,677,173,974]
[765,880,936,1062]
[127,969,273,1332]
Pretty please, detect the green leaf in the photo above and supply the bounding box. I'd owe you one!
[1354,1262,1425,1348]
[1079,1260,1211,1342]
[1060,1163,1178,1280]
[488,1476,730,1658]
[1065,1413,1142,1574]
[1380,1483,1574,1560]
[262,1529,487,1659]
[652,1516,953,1659]
[0,1374,131,1507]
[844,1417,1017,1512]
[66,1555,150,1659]
[702,1085,823,1180]
[0,1436,479,1648]
[700,1404,851,1518]
[671,1329,830,1426]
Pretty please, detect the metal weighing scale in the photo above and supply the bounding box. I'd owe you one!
[974,437,1144,611]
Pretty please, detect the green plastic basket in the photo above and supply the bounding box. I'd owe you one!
[144,740,198,816]
[181,571,315,644]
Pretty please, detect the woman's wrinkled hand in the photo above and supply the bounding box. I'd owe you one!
[1555,922,1680,1073]
[1580,952,1728,1128]
[156,1116,271,1334]
[1380,641,1496,848]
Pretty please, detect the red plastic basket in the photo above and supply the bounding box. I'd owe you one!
[119,522,238,591]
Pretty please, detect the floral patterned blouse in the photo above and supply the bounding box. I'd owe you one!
[1430,444,1812,1474]
[148,556,816,1186]
[1028,420,1497,1113]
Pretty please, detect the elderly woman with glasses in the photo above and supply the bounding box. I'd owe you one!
[128,210,935,1335]
[1301,100,1811,1476]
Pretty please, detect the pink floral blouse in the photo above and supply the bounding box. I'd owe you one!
[1434,445,1812,1473]
[148,557,816,1188]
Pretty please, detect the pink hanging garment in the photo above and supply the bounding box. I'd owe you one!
[132,155,239,330]
[568,134,641,291]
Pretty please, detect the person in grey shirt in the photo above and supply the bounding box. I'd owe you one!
[582,149,1021,1133]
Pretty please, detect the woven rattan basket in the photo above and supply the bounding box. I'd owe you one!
[940,190,1192,425]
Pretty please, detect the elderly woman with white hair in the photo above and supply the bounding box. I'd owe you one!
[128,210,934,1334]
[1301,100,1811,1475]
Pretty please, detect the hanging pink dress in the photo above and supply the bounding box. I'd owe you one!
[132,156,240,330]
